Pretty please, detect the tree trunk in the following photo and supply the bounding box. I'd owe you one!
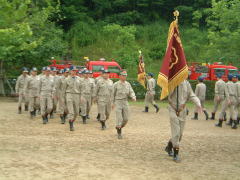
[0,60,6,96]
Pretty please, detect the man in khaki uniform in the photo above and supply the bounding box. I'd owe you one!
[38,67,55,124]
[95,68,105,121]
[210,74,226,120]
[236,75,240,124]
[94,70,113,130]
[62,66,81,131]
[87,70,95,119]
[80,70,95,124]
[112,70,136,139]
[56,68,69,124]
[215,74,229,127]
[15,67,29,114]
[24,67,40,118]
[50,67,59,118]
[192,77,209,120]
[143,73,159,113]
[165,80,201,162]
[224,75,238,129]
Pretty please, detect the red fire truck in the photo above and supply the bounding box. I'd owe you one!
[48,58,122,79]
[188,62,239,81]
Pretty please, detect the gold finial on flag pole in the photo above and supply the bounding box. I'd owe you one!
[173,10,179,22]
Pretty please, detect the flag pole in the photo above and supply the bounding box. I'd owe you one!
[174,10,180,116]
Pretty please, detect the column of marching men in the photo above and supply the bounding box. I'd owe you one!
[15,66,136,139]
[15,68,240,162]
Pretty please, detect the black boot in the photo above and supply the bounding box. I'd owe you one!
[50,110,54,119]
[186,109,189,116]
[173,148,180,162]
[116,128,122,139]
[232,120,238,129]
[191,112,198,120]
[226,118,233,126]
[42,116,47,124]
[60,115,65,124]
[210,112,215,120]
[30,111,34,118]
[69,121,74,131]
[154,104,159,113]
[143,107,149,112]
[25,105,28,111]
[33,109,37,116]
[215,119,223,127]
[100,121,106,130]
[237,117,240,125]
[82,116,87,124]
[223,112,227,121]
[86,115,90,119]
[96,113,100,121]
[165,141,173,156]
[45,113,49,123]
[203,110,209,120]
[18,107,22,114]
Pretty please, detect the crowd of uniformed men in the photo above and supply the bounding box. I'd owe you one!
[15,66,240,162]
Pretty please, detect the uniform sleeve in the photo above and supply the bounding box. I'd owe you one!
[128,83,136,100]
[15,77,20,93]
[91,81,96,97]
[224,83,229,99]
[23,78,29,95]
[187,81,201,107]
[37,78,42,96]
[93,81,100,97]
[215,81,219,94]
[112,83,117,103]
[195,84,199,97]
[62,78,68,94]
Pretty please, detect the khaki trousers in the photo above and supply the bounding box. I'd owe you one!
[115,99,129,128]
[66,93,80,122]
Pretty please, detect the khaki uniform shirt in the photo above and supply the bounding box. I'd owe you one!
[195,82,206,101]
[38,75,55,96]
[80,78,95,96]
[62,76,81,94]
[112,81,136,103]
[168,80,201,111]
[215,79,227,97]
[146,78,156,95]
[15,75,29,94]
[94,78,113,102]
[24,75,40,97]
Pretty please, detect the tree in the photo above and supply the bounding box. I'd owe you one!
[203,0,240,65]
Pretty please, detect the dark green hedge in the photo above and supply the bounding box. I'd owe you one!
[2,78,215,100]
[126,79,215,100]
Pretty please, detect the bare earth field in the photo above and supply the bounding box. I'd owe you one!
[0,98,240,180]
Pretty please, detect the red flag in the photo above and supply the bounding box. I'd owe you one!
[137,51,146,88]
[157,12,188,100]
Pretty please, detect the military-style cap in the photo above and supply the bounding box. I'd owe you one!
[89,70,93,74]
[69,65,77,71]
[198,76,204,81]
[64,68,70,73]
[51,67,58,71]
[22,67,29,72]
[216,73,223,78]
[237,74,240,80]
[45,67,51,71]
[228,74,233,80]
[78,70,83,74]
[31,67,38,72]
[42,67,46,71]
[84,70,90,74]
[147,72,154,77]
[58,69,64,74]
[119,70,127,76]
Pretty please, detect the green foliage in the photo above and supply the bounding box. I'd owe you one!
[203,0,240,66]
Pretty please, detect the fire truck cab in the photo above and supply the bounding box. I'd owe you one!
[189,62,239,81]
[86,59,122,79]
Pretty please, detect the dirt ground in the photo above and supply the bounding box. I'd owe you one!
[0,98,240,180]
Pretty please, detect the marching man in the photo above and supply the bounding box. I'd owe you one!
[112,70,136,139]
[94,69,113,130]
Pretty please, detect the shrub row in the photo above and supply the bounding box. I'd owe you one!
[2,78,215,100]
